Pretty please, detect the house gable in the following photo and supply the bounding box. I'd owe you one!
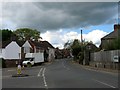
[22,40,32,48]
[4,41,21,59]
[22,40,34,53]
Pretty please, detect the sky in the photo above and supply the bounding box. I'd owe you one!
[0,0,120,49]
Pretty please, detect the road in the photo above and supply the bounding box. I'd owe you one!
[2,58,119,89]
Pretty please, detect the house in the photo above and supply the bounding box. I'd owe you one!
[36,41,55,62]
[89,24,120,69]
[22,40,55,62]
[100,24,120,50]
[55,48,63,59]
[83,43,98,65]
[62,49,71,58]
[1,39,55,67]
[54,48,72,59]
[1,40,25,67]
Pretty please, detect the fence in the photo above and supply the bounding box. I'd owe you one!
[90,50,120,69]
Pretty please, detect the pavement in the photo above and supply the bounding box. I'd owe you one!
[71,60,119,73]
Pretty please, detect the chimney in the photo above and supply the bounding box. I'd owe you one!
[81,30,83,43]
[114,24,120,31]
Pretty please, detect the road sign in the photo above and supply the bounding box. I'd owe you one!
[113,55,119,63]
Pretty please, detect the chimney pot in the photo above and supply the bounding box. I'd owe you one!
[114,24,120,31]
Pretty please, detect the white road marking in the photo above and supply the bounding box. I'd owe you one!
[38,67,48,87]
[8,70,15,72]
[93,79,116,88]
[38,68,43,77]
[62,62,66,68]
[62,61,70,70]
[43,68,47,87]
[66,68,70,70]
[42,68,47,87]
[1,75,11,79]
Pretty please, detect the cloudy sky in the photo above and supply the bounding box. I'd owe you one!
[1,1,119,48]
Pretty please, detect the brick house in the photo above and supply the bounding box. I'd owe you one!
[100,24,120,50]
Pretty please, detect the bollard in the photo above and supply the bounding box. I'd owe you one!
[22,65,24,69]
[17,64,22,75]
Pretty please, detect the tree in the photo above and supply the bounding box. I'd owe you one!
[64,40,72,49]
[71,39,81,60]
[64,39,94,63]
[0,29,15,41]
[14,28,42,41]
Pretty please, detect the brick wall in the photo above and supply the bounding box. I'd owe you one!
[5,59,20,67]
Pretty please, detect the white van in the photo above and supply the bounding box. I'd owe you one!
[22,53,44,67]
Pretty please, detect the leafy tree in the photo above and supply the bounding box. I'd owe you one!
[14,28,42,41]
[78,51,84,64]
[0,29,15,41]
[64,39,94,63]
[71,39,81,60]
[64,40,72,49]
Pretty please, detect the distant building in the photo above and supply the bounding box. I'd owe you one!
[84,43,98,65]
[55,48,63,59]
[62,49,71,58]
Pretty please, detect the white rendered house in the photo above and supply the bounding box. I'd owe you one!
[3,41,21,60]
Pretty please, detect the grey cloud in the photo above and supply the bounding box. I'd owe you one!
[2,2,118,32]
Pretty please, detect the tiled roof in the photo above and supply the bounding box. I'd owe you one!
[1,40,54,50]
[40,41,54,49]
[1,40,25,48]
[101,29,120,40]
[31,41,54,49]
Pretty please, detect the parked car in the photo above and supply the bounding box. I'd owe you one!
[22,58,35,67]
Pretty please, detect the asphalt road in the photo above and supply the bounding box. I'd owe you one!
[2,58,119,89]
